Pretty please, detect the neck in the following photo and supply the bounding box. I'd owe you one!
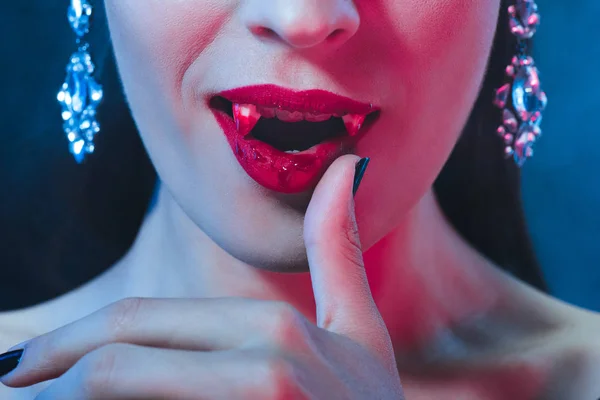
[6,182,583,398]
[29,182,565,356]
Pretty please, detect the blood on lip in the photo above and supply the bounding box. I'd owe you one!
[208,85,380,193]
[211,105,351,193]
[232,103,260,137]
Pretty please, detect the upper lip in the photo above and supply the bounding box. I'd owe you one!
[212,84,379,116]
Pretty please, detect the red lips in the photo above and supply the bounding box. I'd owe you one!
[218,84,377,116]
[209,85,379,194]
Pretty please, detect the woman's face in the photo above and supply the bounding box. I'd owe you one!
[105,0,500,271]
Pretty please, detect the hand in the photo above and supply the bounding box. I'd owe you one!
[0,155,405,399]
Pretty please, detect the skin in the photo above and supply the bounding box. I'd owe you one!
[0,0,599,398]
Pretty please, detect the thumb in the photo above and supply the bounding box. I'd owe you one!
[304,155,383,344]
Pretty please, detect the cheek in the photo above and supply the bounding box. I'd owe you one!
[400,0,500,155]
[383,0,500,142]
[355,0,500,246]
[354,0,500,168]
[105,1,230,83]
[104,0,233,174]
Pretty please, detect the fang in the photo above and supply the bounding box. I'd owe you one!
[233,103,261,136]
[342,114,366,137]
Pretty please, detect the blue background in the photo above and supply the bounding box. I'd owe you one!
[0,2,598,311]
[524,0,600,310]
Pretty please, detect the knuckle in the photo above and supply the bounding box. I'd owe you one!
[343,213,362,249]
[79,344,125,396]
[267,302,311,349]
[339,218,364,268]
[271,302,300,328]
[104,297,145,339]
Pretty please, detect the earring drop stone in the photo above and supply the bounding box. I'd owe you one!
[508,0,541,39]
[493,0,546,167]
[58,0,103,163]
[68,0,92,37]
[512,59,547,122]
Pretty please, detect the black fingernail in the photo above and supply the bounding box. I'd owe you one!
[0,349,23,377]
[353,157,370,197]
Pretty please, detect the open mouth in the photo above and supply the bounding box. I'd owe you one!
[207,84,380,193]
[209,97,379,153]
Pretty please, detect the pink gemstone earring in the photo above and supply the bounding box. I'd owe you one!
[494,0,548,167]
[57,0,104,163]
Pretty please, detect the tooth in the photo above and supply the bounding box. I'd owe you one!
[233,103,261,136]
[304,113,332,122]
[342,114,366,137]
[285,150,301,154]
[257,106,276,119]
[276,109,304,122]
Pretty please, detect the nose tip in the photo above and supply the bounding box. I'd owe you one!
[252,24,347,49]
[244,0,360,50]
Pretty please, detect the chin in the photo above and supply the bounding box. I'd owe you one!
[218,234,312,273]
[180,191,312,273]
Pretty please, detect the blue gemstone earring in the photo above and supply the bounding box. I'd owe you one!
[493,0,547,167]
[57,0,104,163]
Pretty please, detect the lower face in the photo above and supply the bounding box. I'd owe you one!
[104,0,500,271]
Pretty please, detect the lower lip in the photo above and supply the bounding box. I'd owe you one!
[211,109,358,194]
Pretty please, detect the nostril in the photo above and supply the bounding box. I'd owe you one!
[250,26,278,39]
[327,29,345,41]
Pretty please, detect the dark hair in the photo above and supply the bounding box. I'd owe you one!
[434,0,547,291]
[0,0,545,310]
[0,2,156,310]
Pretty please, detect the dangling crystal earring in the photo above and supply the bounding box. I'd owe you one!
[493,0,547,167]
[57,0,104,163]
